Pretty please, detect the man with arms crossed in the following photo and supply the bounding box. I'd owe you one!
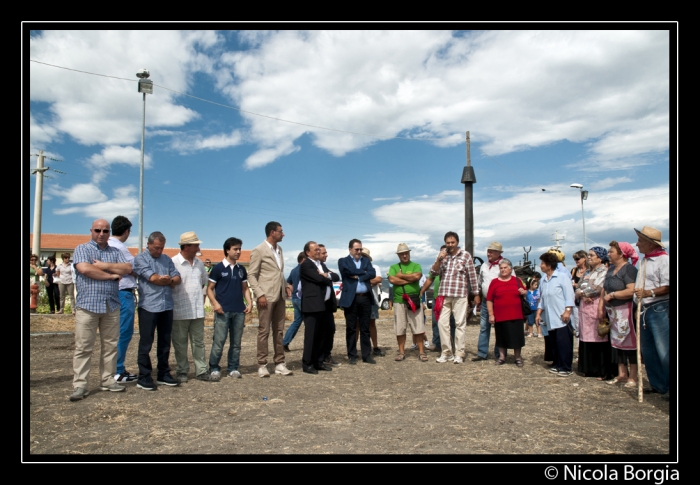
[430,231,481,364]
[171,231,215,383]
[388,243,427,362]
[248,221,293,377]
[207,237,253,379]
[107,215,139,383]
[338,239,377,365]
[133,231,182,390]
[318,244,341,366]
[70,219,132,401]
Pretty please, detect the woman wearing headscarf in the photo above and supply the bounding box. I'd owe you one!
[536,251,576,376]
[598,241,639,387]
[576,247,613,380]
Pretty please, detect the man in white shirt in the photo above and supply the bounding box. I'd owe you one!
[171,231,215,383]
[634,226,670,397]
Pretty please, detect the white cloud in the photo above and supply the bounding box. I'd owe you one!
[30,113,59,146]
[373,196,402,201]
[171,129,243,153]
[214,30,669,167]
[591,177,633,190]
[369,183,670,264]
[29,30,221,146]
[48,183,138,221]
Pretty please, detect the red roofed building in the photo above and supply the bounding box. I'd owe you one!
[29,234,250,267]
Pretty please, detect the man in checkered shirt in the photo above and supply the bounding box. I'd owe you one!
[69,219,133,402]
[429,231,481,364]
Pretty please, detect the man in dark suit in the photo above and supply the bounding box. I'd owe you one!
[300,241,338,374]
[338,238,377,365]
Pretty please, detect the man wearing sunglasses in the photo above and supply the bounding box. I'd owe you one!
[69,219,133,401]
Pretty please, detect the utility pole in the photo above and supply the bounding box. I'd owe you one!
[461,131,477,256]
[31,150,48,258]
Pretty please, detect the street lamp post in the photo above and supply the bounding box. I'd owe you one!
[570,183,588,250]
[136,69,153,254]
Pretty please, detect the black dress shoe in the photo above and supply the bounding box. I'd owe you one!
[348,358,357,365]
[284,345,290,352]
[315,364,333,371]
[302,367,318,374]
[363,357,377,364]
[471,356,487,362]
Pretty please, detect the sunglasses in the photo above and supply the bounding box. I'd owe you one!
[353,248,363,252]
[93,229,110,234]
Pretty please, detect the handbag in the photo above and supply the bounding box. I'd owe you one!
[597,318,610,337]
[521,296,533,316]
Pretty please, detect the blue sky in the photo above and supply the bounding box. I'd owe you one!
[27,29,673,277]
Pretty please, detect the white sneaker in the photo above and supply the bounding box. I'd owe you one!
[258,366,270,378]
[436,354,449,363]
[453,356,464,364]
[448,355,455,361]
[210,370,221,381]
[228,370,242,378]
[408,344,418,350]
[275,363,293,376]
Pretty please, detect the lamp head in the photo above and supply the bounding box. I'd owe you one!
[136,69,150,79]
[570,183,583,189]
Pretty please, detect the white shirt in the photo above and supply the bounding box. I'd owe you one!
[265,241,281,268]
[171,253,208,320]
[634,254,670,305]
[107,236,137,290]
[310,258,331,301]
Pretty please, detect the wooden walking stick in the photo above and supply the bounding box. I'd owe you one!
[635,259,647,403]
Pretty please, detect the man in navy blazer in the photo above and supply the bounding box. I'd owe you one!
[338,238,377,365]
[300,241,338,374]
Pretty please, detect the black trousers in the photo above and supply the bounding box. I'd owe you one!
[550,324,574,372]
[302,311,327,369]
[46,283,60,312]
[345,293,372,360]
[137,308,173,382]
[320,312,336,361]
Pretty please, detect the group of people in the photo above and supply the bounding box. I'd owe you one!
[28,252,77,314]
[64,215,671,403]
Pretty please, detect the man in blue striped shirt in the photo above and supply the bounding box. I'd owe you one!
[70,219,133,402]
[133,231,182,391]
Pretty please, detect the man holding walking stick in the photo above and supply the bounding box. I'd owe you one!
[633,227,670,401]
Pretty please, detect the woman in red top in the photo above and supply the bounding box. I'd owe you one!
[487,259,527,367]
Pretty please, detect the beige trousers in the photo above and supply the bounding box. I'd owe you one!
[73,307,120,389]
[438,297,468,358]
[257,298,286,366]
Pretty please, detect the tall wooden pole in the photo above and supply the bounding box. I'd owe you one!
[461,131,476,256]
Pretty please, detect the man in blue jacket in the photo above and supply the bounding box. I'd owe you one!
[283,252,306,351]
[338,239,377,365]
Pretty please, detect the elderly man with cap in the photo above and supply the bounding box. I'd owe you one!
[388,243,427,361]
[473,241,515,361]
[171,231,216,383]
[633,226,670,398]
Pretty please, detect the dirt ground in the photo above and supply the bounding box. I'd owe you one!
[25,310,672,457]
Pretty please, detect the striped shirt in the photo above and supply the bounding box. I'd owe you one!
[73,240,128,313]
[430,248,479,298]
[171,253,208,320]
[133,250,180,312]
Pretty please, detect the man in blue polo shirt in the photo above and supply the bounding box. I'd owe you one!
[207,237,253,379]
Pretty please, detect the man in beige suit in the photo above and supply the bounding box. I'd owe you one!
[247,221,293,377]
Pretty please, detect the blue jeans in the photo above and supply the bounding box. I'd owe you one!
[640,300,670,394]
[477,300,501,359]
[432,308,455,349]
[116,290,135,375]
[209,312,245,372]
[283,297,303,347]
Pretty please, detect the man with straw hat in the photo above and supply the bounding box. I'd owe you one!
[633,226,670,398]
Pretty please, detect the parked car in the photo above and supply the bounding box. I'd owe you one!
[334,281,391,310]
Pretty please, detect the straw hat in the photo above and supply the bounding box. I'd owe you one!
[179,231,202,245]
[486,241,503,252]
[361,248,372,261]
[548,248,565,262]
[396,243,411,254]
[634,226,665,249]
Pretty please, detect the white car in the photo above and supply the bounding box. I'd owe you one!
[333,281,391,310]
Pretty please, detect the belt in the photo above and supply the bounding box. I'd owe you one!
[355,292,369,296]
[120,288,136,293]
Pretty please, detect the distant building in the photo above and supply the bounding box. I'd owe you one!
[28,233,251,268]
